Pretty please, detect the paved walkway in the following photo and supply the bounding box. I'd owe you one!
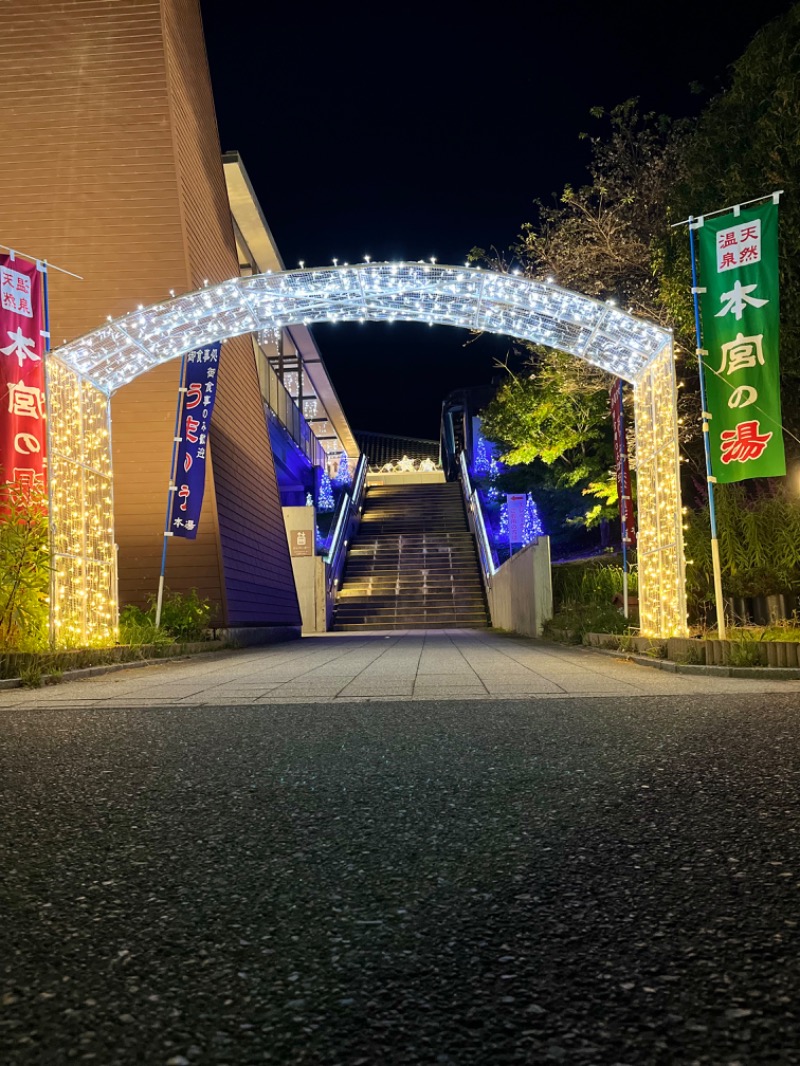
[3,629,800,707]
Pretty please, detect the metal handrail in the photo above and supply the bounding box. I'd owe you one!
[458,450,496,582]
[258,349,328,470]
[325,453,368,593]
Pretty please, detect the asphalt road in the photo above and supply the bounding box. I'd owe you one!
[2,694,800,1065]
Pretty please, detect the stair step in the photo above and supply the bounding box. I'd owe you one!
[336,596,487,608]
[334,618,492,622]
[336,604,487,612]
[333,480,489,632]
[334,622,488,631]
[337,614,492,622]
[343,580,482,588]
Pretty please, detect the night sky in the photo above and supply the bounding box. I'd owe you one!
[200,0,794,440]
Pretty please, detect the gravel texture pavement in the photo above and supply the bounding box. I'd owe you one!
[2,694,800,1065]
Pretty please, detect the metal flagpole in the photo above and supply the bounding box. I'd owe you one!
[671,190,783,230]
[617,378,629,619]
[40,259,56,648]
[155,353,188,628]
[0,241,82,279]
[688,216,726,640]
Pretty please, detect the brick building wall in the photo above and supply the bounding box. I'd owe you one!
[0,0,300,628]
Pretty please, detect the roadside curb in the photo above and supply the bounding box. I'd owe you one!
[573,642,800,681]
[0,643,242,692]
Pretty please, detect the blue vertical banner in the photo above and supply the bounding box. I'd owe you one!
[169,342,221,539]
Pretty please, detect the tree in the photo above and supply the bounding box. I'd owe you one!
[665,4,800,435]
[472,100,695,524]
[514,99,690,333]
[318,470,335,512]
[479,350,618,527]
[475,5,800,521]
[473,435,490,476]
[522,494,544,544]
[334,451,351,486]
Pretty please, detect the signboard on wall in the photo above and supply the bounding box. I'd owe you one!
[290,529,314,557]
[169,342,220,539]
[0,254,47,488]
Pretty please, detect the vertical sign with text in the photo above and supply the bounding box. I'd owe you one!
[169,343,221,539]
[698,201,785,482]
[507,493,526,544]
[0,255,47,487]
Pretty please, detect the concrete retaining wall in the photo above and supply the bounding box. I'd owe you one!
[487,538,553,638]
[283,507,331,633]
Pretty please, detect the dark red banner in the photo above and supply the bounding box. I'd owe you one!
[0,254,47,488]
[610,380,635,548]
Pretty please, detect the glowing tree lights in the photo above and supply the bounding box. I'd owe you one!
[498,500,509,538]
[334,450,351,486]
[522,494,544,544]
[474,435,490,476]
[50,262,687,639]
[486,456,502,501]
[318,470,335,512]
[491,493,543,552]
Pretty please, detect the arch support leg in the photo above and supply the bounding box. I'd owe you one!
[633,342,689,638]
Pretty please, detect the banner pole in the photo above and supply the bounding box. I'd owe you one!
[688,217,726,640]
[155,354,187,629]
[41,260,56,649]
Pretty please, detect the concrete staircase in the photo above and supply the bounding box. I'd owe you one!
[332,481,490,631]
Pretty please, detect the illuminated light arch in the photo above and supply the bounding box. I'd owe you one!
[52,262,687,639]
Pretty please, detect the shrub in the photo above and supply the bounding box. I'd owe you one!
[684,485,800,618]
[154,588,212,642]
[543,603,631,642]
[552,562,637,612]
[728,632,765,668]
[119,604,174,647]
[0,483,50,651]
[119,588,213,646]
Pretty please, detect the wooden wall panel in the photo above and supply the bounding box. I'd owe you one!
[0,0,301,628]
[162,0,299,625]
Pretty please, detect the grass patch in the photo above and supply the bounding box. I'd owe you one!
[543,603,631,643]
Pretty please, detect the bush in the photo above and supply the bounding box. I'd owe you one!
[552,562,637,612]
[728,631,766,667]
[119,604,175,647]
[119,588,212,646]
[156,588,212,641]
[0,483,50,651]
[543,603,631,642]
[684,485,800,617]
[543,561,638,642]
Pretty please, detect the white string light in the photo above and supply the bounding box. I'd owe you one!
[50,262,685,639]
[54,263,671,395]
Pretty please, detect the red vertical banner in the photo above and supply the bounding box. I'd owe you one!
[610,380,635,547]
[0,254,47,488]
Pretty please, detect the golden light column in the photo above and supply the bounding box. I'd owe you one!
[46,356,117,646]
[633,340,689,638]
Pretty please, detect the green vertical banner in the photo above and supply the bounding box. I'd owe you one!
[697,200,785,482]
